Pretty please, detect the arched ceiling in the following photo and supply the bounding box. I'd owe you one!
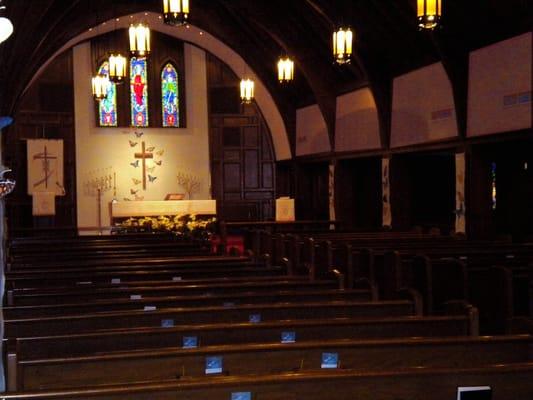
[0,0,531,151]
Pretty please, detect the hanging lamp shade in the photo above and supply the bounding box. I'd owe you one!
[240,78,254,104]
[417,0,441,29]
[92,73,110,101]
[333,27,353,64]
[0,16,13,44]
[277,57,294,83]
[163,0,189,26]
[108,53,127,84]
[129,23,151,57]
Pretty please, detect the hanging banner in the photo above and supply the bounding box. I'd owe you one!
[27,139,65,196]
[32,191,56,216]
[455,152,466,234]
[382,158,392,227]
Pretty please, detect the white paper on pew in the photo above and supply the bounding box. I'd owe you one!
[111,278,121,284]
[456,386,491,400]
[130,294,142,300]
[76,281,92,285]
[143,306,157,311]
[172,277,182,281]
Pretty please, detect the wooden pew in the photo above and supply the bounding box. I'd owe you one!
[5,299,419,337]
[7,279,341,306]
[5,266,287,291]
[8,254,253,271]
[9,335,532,391]
[4,288,374,319]
[11,312,478,359]
[7,274,311,293]
[2,362,532,400]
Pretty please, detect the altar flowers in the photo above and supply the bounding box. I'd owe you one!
[118,213,216,238]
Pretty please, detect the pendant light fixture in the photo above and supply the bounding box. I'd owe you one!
[108,10,127,84]
[277,56,294,83]
[240,78,254,104]
[129,22,151,57]
[92,73,110,101]
[163,0,189,26]
[109,52,127,84]
[333,26,353,65]
[417,0,442,30]
[0,2,13,44]
[90,2,109,101]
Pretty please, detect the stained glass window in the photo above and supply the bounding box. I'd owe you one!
[130,57,149,127]
[491,162,497,210]
[161,63,179,127]
[98,62,117,127]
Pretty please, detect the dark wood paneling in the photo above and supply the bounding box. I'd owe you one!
[244,150,259,189]
[207,54,276,221]
[296,161,329,220]
[391,152,455,233]
[337,157,382,229]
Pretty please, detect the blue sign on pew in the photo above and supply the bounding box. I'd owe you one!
[205,356,223,374]
[183,336,198,348]
[161,319,175,328]
[249,313,261,323]
[281,331,296,343]
[231,392,252,400]
[321,352,339,369]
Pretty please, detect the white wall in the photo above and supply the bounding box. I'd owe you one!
[295,104,331,156]
[391,62,458,147]
[468,32,532,136]
[74,42,211,229]
[335,88,381,152]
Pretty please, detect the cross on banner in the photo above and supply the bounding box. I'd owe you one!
[27,139,64,196]
[33,146,57,189]
[135,141,154,190]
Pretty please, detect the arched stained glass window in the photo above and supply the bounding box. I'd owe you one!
[130,57,149,127]
[161,63,179,127]
[98,62,118,127]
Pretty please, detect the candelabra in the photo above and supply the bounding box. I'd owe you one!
[176,171,201,199]
[84,167,115,234]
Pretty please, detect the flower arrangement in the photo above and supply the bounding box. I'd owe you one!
[117,213,216,238]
